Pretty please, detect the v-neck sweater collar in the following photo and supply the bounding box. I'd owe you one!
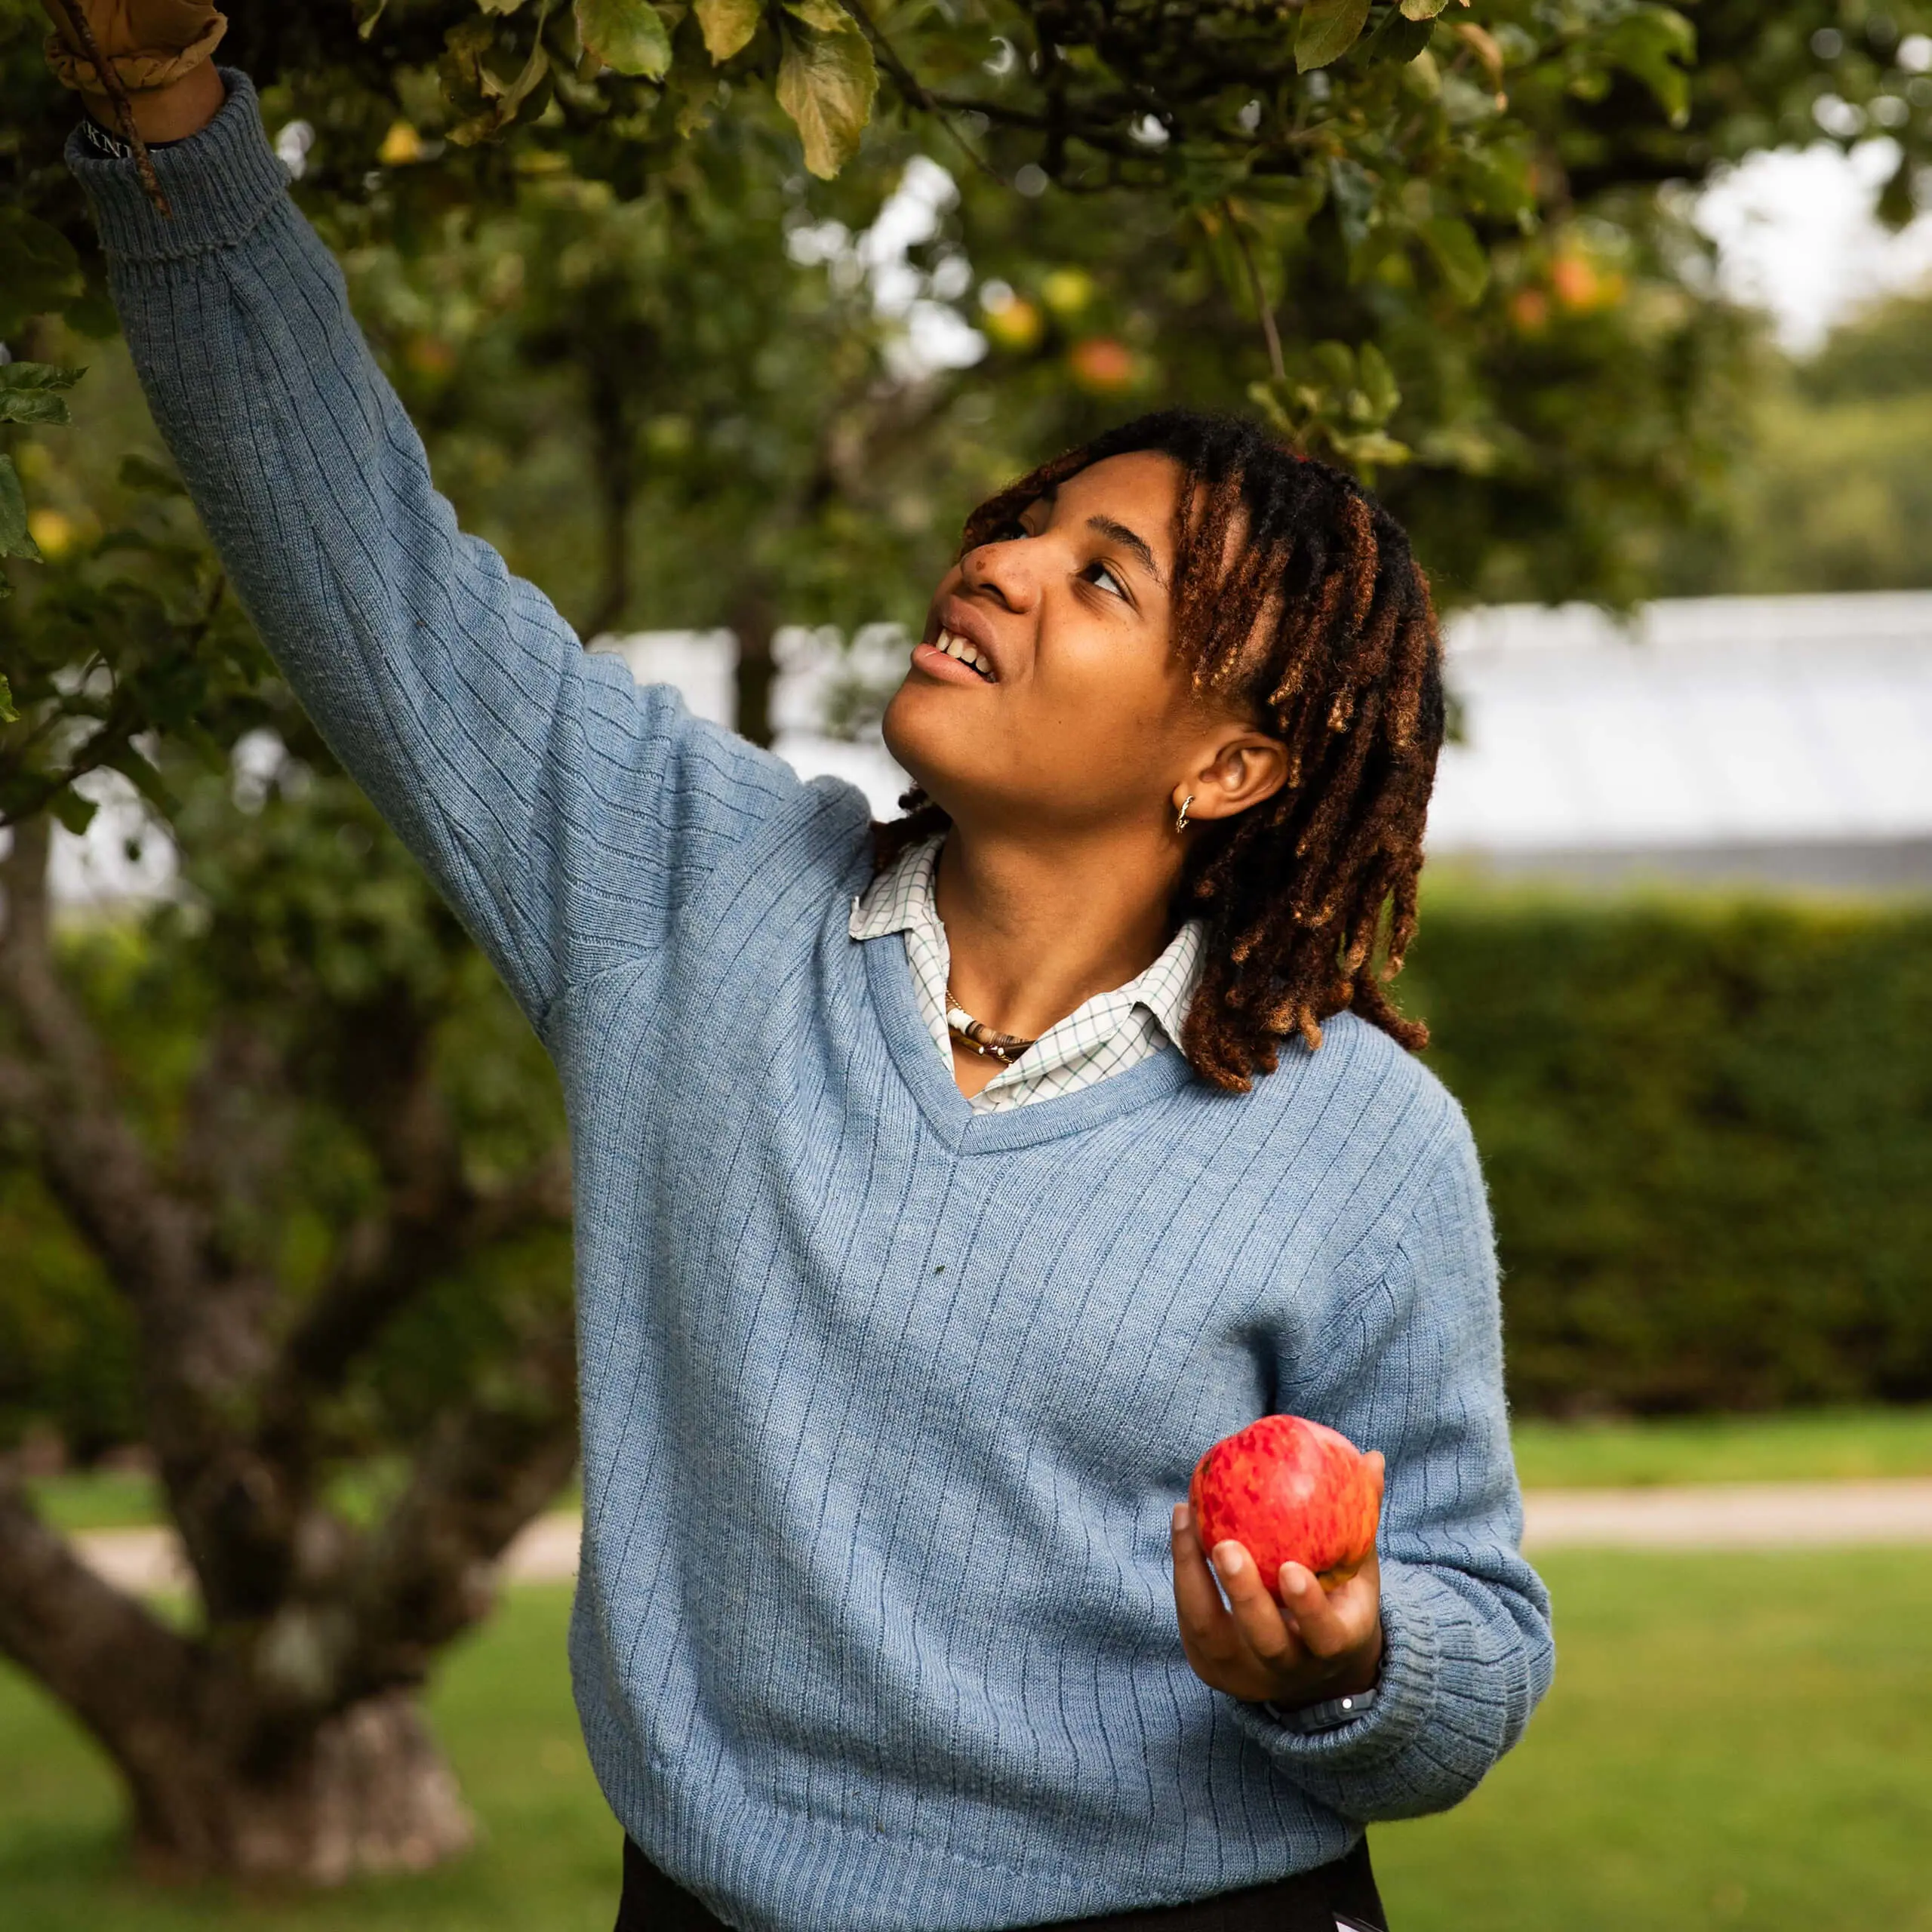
[859,918,1201,1153]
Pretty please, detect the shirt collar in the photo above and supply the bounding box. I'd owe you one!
[850,835,1203,1052]
[849,832,943,944]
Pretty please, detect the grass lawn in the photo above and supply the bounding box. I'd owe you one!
[1509,1405,1932,1490]
[27,1466,171,1532]
[2,1550,1929,1930]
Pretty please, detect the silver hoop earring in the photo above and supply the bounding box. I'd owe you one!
[1174,794,1194,835]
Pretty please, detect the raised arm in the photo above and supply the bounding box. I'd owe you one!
[64,68,808,1023]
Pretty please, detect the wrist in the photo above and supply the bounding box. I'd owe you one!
[1330,1616,1384,1697]
[1271,1616,1383,1711]
[79,60,224,145]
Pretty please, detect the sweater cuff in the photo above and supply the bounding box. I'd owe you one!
[66,69,289,265]
[1229,1559,1442,1780]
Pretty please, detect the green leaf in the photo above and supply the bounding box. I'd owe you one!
[0,455,40,564]
[695,0,762,60]
[0,363,85,391]
[1877,150,1916,231]
[1309,340,1357,392]
[0,392,72,428]
[1246,378,1295,438]
[352,0,390,36]
[0,672,14,724]
[1357,340,1400,420]
[576,0,673,77]
[1366,14,1434,63]
[1398,0,1450,18]
[1604,8,1696,129]
[782,0,848,31]
[1296,0,1371,72]
[1329,427,1412,469]
[1419,215,1489,305]
[0,362,85,430]
[777,24,878,179]
[106,742,175,816]
[51,789,99,836]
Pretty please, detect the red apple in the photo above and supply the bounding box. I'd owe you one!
[1188,1415,1379,1597]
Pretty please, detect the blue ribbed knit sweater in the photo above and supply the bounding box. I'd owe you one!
[72,78,1552,1932]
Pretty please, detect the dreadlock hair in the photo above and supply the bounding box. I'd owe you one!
[878,408,1447,1093]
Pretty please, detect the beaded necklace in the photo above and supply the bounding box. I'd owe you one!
[944,984,1035,1066]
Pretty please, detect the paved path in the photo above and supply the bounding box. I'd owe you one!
[68,1479,1932,1595]
[1520,1478,1932,1551]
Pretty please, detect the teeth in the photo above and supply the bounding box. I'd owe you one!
[936,629,992,678]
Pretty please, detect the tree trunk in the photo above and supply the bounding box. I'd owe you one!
[731,586,780,750]
[583,346,637,644]
[126,1689,472,1884]
[0,1485,476,1885]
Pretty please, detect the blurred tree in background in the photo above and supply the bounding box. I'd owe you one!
[1662,286,1932,594]
[6,0,1932,1885]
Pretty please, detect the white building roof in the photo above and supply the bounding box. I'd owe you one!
[1428,592,1932,881]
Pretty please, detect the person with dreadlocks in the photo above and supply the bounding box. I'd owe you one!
[51,12,1551,1930]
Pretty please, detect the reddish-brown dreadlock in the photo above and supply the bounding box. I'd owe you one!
[879,409,1447,1093]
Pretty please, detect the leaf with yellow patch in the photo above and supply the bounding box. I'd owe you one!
[776,24,878,178]
[782,0,849,31]
[695,0,762,61]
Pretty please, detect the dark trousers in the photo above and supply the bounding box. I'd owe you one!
[615,1834,1387,1932]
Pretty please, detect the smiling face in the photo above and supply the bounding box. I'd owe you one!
[884,451,1282,841]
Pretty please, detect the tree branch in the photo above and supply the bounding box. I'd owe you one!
[0,1475,203,1782]
[0,817,199,1308]
[1226,202,1288,386]
[836,0,1007,184]
[250,1324,579,1718]
[1,817,296,1620]
[256,1145,570,1460]
[57,4,171,216]
[583,345,639,642]
[173,1016,295,1263]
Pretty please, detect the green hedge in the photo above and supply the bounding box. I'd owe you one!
[7,892,1930,1447]
[1403,889,1932,1415]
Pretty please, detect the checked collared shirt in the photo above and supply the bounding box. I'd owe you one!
[848,835,1204,1115]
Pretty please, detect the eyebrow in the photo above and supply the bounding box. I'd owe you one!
[1086,514,1165,586]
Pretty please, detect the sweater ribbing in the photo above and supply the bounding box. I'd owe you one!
[72,78,1553,1932]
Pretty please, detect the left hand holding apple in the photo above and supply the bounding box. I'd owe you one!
[1169,1452,1386,1709]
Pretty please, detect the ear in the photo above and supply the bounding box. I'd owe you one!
[1174,728,1290,827]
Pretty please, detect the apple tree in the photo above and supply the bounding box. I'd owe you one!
[5,0,1932,1885]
